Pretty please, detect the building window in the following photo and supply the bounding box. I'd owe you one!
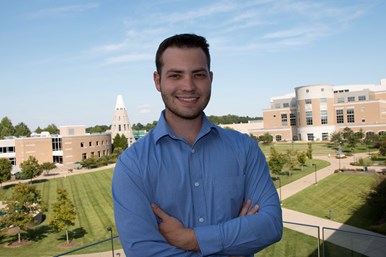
[89,141,92,147]
[306,111,313,125]
[290,113,296,126]
[275,103,280,109]
[320,98,327,103]
[321,110,328,124]
[321,88,324,92]
[281,114,288,126]
[307,133,314,141]
[80,142,84,147]
[305,99,312,104]
[358,95,366,101]
[53,156,63,164]
[347,108,355,123]
[119,124,122,131]
[336,109,344,123]
[322,133,329,141]
[275,135,282,142]
[283,103,289,108]
[96,141,99,146]
[337,97,344,103]
[52,137,62,151]
[347,96,355,102]
[82,153,87,159]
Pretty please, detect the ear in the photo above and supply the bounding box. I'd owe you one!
[154,71,161,92]
[209,71,213,83]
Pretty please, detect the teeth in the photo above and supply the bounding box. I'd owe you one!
[180,97,196,101]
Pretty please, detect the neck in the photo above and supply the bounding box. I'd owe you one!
[165,111,203,145]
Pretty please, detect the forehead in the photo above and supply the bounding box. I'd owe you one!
[161,47,208,71]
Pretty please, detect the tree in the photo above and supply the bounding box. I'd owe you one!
[262,132,273,144]
[20,156,43,183]
[113,134,128,150]
[268,147,287,175]
[40,162,56,176]
[0,116,15,139]
[44,124,59,135]
[330,131,343,148]
[297,151,307,171]
[49,188,77,245]
[306,143,313,160]
[35,126,43,133]
[0,183,46,243]
[14,122,31,137]
[0,158,12,188]
[379,135,386,156]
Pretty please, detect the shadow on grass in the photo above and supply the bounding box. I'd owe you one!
[57,227,87,241]
[26,224,53,242]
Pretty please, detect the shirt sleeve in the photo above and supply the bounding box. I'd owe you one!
[194,138,283,256]
[112,152,202,257]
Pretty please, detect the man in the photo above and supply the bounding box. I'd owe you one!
[112,33,282,256]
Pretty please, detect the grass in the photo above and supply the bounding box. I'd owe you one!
[282,173,382,229]
[0,169,117,257]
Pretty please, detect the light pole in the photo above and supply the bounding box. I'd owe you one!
[107,227,114,257]
[312,163,317,185]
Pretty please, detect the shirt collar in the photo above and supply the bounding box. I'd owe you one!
[153,110,218,144]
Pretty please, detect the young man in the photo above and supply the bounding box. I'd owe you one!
[112,33,282,256]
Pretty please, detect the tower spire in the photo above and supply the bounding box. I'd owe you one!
[111,95,135,147]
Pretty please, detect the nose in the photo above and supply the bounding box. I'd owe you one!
[181,75,196,91]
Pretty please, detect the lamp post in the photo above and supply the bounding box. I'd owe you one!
[312,163,317,185]
[107,227,114,257]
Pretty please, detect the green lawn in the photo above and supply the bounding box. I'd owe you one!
[282,173,381,229]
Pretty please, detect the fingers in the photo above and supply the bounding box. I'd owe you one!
[239,200,260,217]
[151,203,170,221]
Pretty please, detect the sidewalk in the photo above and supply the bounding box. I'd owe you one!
[280,153,386,257]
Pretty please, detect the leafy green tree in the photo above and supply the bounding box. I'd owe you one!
[14,122,31,137]
[35,126,43,133]
[113,134,128,150]
[0,183,46,243]
[268,147,287,175]
[0,116,15,139]
[306,143,313,160]
[297,151,307,171]
[379,135,386,156]
[330,131,343,148]
[20,156,43,183]
[49,188,77,245]
[40,162,56,176]
[80,156,99,169]
[262,132,273,144]
[44,124,59,134]
[86,125,110,134]
[285,149,299,173]
[0,158,12,188]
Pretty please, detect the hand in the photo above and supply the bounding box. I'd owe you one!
[239,199,259,216]
[152,203,200,251]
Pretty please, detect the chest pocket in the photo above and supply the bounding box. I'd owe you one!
[213,175,245,222]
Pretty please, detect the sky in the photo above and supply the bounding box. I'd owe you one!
[1,0,385,131]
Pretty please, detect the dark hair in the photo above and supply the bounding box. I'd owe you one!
[155,33,211,74]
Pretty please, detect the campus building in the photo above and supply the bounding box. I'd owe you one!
[0,125,112,170]
[224,79,386,142]
[110,95,136,146]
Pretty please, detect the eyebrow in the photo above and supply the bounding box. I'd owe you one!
[165,67,208,74]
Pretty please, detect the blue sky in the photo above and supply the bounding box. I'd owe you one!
[1,0,385,130]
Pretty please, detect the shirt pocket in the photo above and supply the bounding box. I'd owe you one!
[213,175,245,222]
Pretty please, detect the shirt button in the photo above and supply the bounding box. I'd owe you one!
[199,217,204,223]
[194,182,199,187]
[191,149,195,153]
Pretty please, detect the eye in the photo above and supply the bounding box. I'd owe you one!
[169,73,180,79]
[194,73,206,79]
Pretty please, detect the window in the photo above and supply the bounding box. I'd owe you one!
[52,137,62,151]
[119,124,121,131]
[305,99,312,104]
[281,114,288,126]
[347,108,355,123]
[80,142,84,147]
[283,103,289,108]
[321,88,324,92]
[358,95,366,101]
[307,133,314,141]
[53,156,63,164]
[275,135,282,142]
[347,96,355,102]
[322,133,329,141]
[320,98,327,103]
[275,103,280,108]
[89,141,92,147]
[337,97,344,103]
[336,109,344,123]
[306,111,313,125]
[321,110,328,124]
[290,113,296,126]
[82,153,87,159]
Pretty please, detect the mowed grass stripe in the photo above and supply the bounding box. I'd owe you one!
[282,173,379,228]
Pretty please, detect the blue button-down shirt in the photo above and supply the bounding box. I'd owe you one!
[112,112,282,256]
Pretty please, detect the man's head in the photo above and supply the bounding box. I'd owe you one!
[155,33,211,76]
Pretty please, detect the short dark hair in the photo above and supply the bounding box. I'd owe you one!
[155,33,211,74]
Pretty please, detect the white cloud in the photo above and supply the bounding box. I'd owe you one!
[103,53,154,65]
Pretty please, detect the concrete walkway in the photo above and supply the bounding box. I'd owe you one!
[280,153,386,257]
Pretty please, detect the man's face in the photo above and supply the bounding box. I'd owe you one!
[154,47,213,121]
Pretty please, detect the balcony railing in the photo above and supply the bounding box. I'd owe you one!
[54,221,386,257]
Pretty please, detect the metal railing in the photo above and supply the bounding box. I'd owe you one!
[54,222,386,257]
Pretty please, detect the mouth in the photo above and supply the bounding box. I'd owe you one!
[176,96,199,103]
